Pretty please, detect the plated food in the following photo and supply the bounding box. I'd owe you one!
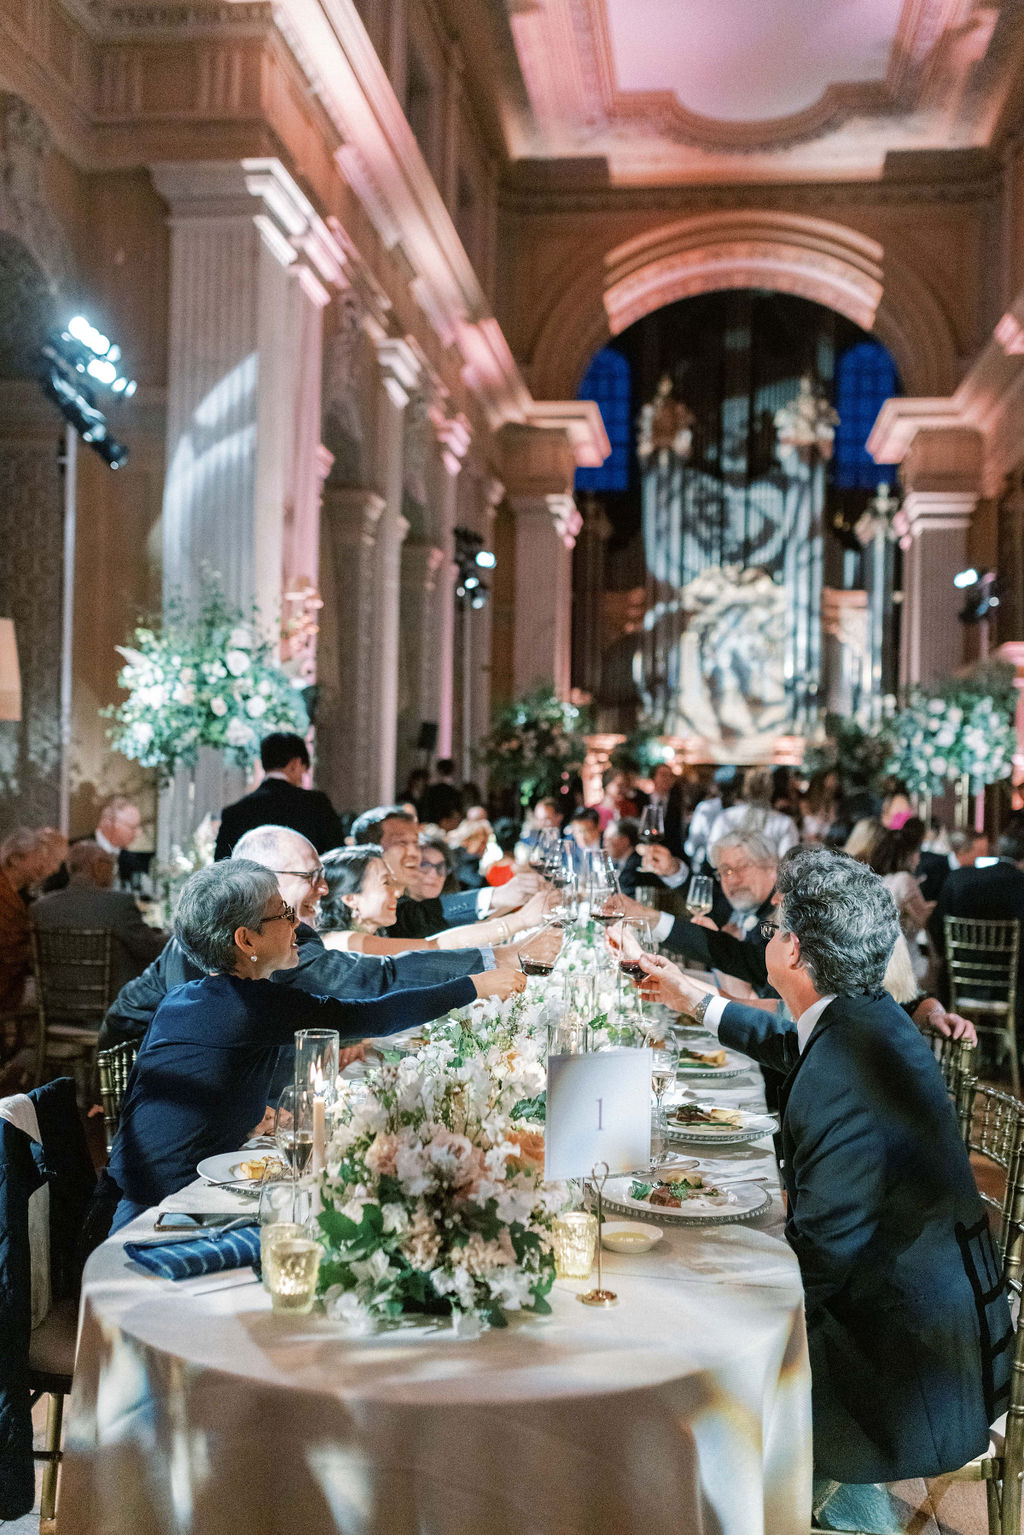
[197,1152,287,1188]
[629,1171,727,1208]
[662,1103,777,1146]
[600,1173,772,1226]
[674,1046,746,1079]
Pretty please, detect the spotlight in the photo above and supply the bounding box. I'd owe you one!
[958,570,998,624]
[38,315,134,469]
[464,574,480,590]
[954,568,979,589]
[471,593,487,610]
[475,549,496,569]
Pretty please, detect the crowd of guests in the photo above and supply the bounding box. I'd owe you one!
[7,730,1024,1533]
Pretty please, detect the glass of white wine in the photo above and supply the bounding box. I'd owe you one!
[686,874,714,919]
[651,1050,676,1165]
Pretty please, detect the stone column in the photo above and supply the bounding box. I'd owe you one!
[868,416,983,688]
[316,489,385,813]
[151,159,345,847]
[434,414,471,758]
[372,338,419,801]
[397,539,444,786]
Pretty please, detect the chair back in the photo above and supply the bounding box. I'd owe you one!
[944,916,1020,1016]
[964,1082,1024,1287]
[933,1036,978,1143]
[96,1041,138,1153]
[30,927,115,1025]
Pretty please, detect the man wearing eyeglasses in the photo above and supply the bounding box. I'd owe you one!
[620,829,781,998]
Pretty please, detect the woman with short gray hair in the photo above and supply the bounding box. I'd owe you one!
[106,860,525,1230]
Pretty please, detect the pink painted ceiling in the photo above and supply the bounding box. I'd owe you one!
[501,0,1023,183]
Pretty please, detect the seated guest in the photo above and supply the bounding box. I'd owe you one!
[868,827,934,986]
[48,797,147,892]
[567,807,602,855]
[917,825,986,903]
[843,817,881,863]
[707,766,799,860]
[684,766,738,873]
[486,819,522,887]
[106,859,525,1228]
[31,841,167,996]
[637,847,1010,1531]
[930,825,1024,1016]
[595,767,642,830]
[0,829,55,1012]
[644,761,686,858]
[602,817,643,897]
[413,833,456,900]
[519,796,562,852]
[214,731,343,859]
[98,826,500,1051]
[351,805,540,938]
[447,818,490,890]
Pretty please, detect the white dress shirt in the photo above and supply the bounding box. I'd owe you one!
[700,991,836,1054]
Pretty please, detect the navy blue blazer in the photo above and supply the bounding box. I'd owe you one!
[720,993,1010,1483]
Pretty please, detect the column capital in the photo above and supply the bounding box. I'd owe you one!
[401,540,445,592]
[547,493,583,550]
[901,489,977,538]
[151,157,348,298]
[430,409,472,476]
[376,337,422,407]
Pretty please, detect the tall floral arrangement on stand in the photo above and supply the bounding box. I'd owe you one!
[103,573,308,785]
[884,661,1017,798]
[478,685,590,808]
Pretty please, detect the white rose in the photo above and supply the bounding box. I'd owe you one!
[173,684,195,706]
[134,722,153,747]
[225,718,254,748]
[258,679,273,696]
[225,650,250,677]
[179,667,195,684]
[229,626,252,650]
[245,695,268,718]
[210,697,228,717]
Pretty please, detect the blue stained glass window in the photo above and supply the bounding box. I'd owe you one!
[575,347,631,492]
[833,341,900,490]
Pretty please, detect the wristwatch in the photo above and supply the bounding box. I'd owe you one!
[693,993,714,1025]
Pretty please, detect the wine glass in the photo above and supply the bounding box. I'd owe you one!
[544,879,578,929]
[275,1086,314,1178]
[686,875,714,919]
[638,801,665,847]
[651,1050,675,1165]
[518,920,562,979]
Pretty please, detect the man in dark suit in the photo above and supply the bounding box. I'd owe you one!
[930,826,1024,997]
[31,841,166,999]
[417,759,463,830]
[45,796,152,893]
[602,817,644,898]
[640,847,1011,1531]
[214,732,344,859]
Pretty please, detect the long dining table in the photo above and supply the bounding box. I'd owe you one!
[59,1036,812,1535]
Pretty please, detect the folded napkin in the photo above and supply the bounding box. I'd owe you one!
[124,1224,261,1281]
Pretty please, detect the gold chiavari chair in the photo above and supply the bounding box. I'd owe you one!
[944,917,1021,1096]
[29,926,113,1096]
[96,1040,139,1153]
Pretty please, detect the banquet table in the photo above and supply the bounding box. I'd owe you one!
[59,1049,812,1535]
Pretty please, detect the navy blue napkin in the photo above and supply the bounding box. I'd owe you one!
[124,1224,261,1280]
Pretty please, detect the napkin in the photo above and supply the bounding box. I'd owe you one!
[124,1224,261,1280]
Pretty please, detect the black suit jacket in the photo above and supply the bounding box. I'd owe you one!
[720,994,1010,1482]
[917,848,952,904]
[99,925,486,1048]
[930,860,1024,1004]
[645,787,687,859]
[662,897,775,996]
[214,778,344,859]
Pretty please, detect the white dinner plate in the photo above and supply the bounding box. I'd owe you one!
[673,1047,748,1080]
[196,1152,284,1187]
[601,1174,771,1225]
[662,1104,777,1146]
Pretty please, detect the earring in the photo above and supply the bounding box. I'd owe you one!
[250,954,257,962]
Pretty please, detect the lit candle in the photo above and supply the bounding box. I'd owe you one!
[312,1069,327,1173]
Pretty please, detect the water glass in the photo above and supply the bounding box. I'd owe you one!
[266,1235,322,1313]
[552,1211,598,1279]
[686,875,714,919]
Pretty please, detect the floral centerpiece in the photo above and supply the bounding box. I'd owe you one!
[884,662,1017,796]
[478,685,590,808]
[774,375,839,461]
[103,572,308,784]
[318,1005,559,1333]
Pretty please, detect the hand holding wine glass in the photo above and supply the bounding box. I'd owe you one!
[685,875,714,919]
[638,801,665,847]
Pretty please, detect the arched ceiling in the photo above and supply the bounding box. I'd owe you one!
[476,0,1024,183]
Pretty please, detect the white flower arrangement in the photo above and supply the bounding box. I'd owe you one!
[104,573,308,783]
[774,375,839,461]
[318,1000,560,1331]
[885,668,1017,795]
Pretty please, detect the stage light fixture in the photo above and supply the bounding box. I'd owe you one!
[475,549,496,569]
[953,568,979,589]
[38,314,134,469]
[957,570,998,624]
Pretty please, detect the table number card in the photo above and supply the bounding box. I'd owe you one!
[544,1049,652,1182]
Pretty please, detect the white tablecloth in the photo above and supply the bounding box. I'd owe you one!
[60,1057,812,1535]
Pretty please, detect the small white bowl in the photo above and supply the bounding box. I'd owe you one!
[601,1221,664,1254]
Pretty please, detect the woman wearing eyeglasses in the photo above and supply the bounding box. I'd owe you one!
[105,860,526,1229]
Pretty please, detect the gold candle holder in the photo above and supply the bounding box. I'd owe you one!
[579,1161,618,1307]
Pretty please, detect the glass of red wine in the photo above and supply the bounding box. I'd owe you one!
[638,802,665,847]
[518,920,562,979]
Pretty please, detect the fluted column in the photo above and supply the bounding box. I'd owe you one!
[317,489,385,812]
[373,338,419,800]
[508,493,580,697]
[434,414,471,757]
[151,158,345,849]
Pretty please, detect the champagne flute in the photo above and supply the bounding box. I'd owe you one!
[651,1050,675,1165]
[686,874,714,919]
